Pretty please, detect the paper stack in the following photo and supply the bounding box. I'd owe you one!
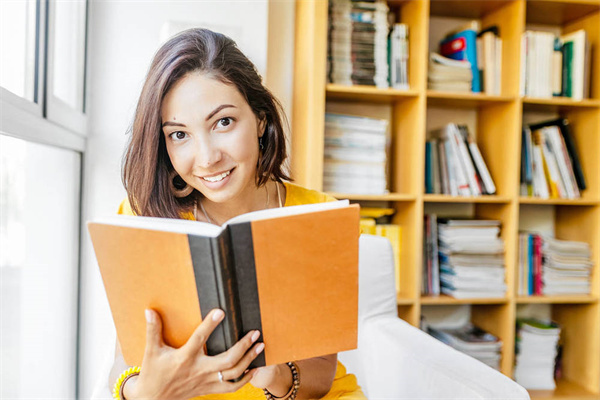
[428,52,472,92]
[328,0,389,87]
[438,219,506,299]
[428,323,503,370]
[323,113,389,195]
[515,319,561,390]
[542,237,593,295]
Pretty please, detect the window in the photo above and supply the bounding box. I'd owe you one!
[0,135,81,398]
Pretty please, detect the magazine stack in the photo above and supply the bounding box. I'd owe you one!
[328,0,389,87]
[515,319,561,390]
[437,219,506,299]
[323,113,389,195]
[518,234,593,296]
[428,52,472,92]
[428,323,503,370]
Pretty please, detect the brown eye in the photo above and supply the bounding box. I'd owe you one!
[170,131,187,141]
[216,117,233,129]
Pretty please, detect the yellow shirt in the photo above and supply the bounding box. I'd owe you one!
[117,181,366,400]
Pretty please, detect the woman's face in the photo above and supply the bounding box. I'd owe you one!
[161,72,265,204]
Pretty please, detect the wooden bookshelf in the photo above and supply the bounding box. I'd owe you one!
[292,0,600,398]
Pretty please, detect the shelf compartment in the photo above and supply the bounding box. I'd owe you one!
[424,194,511,203]
[426,101,521,199]
[328,193,416,202]
[529,379,600,400]
[326,84,419,103]
[421,295,509,305]
[516,295,598,304]
[427,91,516,108]
[519,197,600,206]
[526,0,600,26]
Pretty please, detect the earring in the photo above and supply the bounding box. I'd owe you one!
[259,136,264,151]
[169,170,194,198]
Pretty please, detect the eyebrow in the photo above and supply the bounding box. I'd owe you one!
[161,104,237,128]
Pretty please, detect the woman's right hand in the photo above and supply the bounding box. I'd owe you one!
[125,308,264,400]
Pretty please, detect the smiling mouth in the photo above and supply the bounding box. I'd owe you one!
[201,168,233,183]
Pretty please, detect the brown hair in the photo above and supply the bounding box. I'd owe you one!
[122,28,290,218]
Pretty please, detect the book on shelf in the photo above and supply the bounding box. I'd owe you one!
[518,233,593,296]
[88,201,360,367]
[388,23,409,89]
[521,118,586,199]
[324,112,390,195]
[521,29,590,99]
[422,214,440,295]
[476,25,502,95]
[428,323,503,370]
[426,123,496,196]
[515,319,561,390]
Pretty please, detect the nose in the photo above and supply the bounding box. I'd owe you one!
[196,135,222,169]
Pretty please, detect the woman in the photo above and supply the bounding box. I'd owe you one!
[111,28,365,400]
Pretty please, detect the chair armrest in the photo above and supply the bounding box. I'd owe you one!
[358,316,530,400]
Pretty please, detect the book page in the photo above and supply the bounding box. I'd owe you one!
[225,199,350,225]
[91,214,222,237]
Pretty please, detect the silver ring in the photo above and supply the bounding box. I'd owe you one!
[218,371,224,382]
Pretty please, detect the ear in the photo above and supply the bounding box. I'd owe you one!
[257,113,267,138]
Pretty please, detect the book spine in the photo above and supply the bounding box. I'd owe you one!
[228,223,266,368]
[188,234,240,357]
[559,120,586,191]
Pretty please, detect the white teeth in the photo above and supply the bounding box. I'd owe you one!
[202,170,231,182]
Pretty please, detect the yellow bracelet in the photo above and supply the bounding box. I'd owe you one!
[113,366,141,400]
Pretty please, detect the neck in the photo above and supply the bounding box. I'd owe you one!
[200,180,280,225]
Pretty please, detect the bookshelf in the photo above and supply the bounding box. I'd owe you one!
[291,0,600,398]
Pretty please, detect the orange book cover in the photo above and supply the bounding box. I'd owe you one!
[88,201,359,367]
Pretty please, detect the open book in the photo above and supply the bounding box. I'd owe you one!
[88,201,360,367]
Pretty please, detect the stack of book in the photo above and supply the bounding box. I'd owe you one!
[428,323,503,370]
[426,123,496,196]
[431,21,502,93]
[323,113,389,194]
[515,319,561,390]
[518,234,593,296]
[327,0,389,88]
[422,217,506,299]
[427,52,472,92]
[521,118,586,199]
[521,29,591,100]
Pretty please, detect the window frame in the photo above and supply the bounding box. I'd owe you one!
[0,0,88,151]
[45,0,88,134]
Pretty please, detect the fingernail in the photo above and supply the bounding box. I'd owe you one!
[253,369,259,377]
[145,309,153,323]
[251,331,260,343]
[255,343,265,354]
[212,309,224,321]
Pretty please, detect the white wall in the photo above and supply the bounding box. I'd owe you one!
[79,1,274,396]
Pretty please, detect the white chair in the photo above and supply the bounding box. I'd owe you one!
[92,235,530,399]
[338,234,530,399]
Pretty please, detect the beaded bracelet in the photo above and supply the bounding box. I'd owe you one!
[112,366,141,400]
[263,362,300,400]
